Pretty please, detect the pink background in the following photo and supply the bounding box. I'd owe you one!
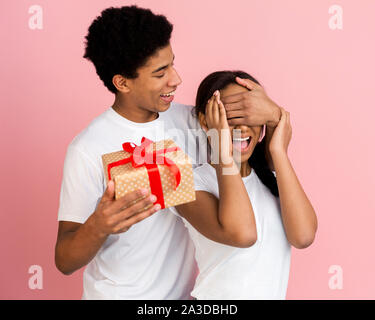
[1,0,374,299]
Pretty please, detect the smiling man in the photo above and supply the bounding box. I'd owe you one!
[55,5,281,300]
[111,45,179,122]
[55,6,203,300]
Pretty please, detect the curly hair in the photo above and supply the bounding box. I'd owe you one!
[83,6,173,93]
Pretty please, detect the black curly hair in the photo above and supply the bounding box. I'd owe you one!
[195,70,279,197]
[83,6,173,94]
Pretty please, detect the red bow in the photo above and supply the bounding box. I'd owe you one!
[107,137,181,209]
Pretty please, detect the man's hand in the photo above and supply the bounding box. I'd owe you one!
[55,181,160,275]
[221,77,281,128]
[88,180,160,238]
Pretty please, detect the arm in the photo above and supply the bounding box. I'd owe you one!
[176,162,257,248]
[221,76,281,171]
[55,220,107,275]
[55,181,160,275]
[269,108,318,249]
[176,91,257,248]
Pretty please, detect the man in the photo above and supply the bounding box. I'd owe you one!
[55,5,281,299]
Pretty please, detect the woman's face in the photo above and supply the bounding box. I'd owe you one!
[200,83,263,164]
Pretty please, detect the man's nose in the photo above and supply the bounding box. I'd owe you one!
[168,67,182,87]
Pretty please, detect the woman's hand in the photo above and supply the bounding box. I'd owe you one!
[268,107,292,156]
[204,91,233,166]
[176,91,257,248]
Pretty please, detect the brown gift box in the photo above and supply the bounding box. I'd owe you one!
[101,138,196,209]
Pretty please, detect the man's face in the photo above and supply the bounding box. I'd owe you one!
[127,44,182,114]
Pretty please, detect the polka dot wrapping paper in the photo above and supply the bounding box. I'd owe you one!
[101,138,196,209]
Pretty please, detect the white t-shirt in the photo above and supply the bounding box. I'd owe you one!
[57,103,207,300]
[174,163,291,300]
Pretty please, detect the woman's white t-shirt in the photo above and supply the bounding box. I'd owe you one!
[174,163,291,300]
[57,103,206,300]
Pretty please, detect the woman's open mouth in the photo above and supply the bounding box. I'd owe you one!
[233,136,252,153]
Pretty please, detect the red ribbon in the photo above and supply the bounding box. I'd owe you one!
[107,137,181,209]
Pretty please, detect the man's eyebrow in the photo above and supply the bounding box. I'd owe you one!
[151,55,175,74]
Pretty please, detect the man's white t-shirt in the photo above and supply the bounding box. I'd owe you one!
[173,163,291,300]
[57,103,207,300]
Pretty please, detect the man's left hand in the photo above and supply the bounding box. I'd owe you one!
[221,77,281,128]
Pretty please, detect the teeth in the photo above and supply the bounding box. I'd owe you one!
[233,137,250,141]
[161,90,175,97]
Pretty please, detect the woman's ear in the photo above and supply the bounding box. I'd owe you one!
[198,112,208,132]
[259,124,266,142]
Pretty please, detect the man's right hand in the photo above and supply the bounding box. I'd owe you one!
[89,180,160,238]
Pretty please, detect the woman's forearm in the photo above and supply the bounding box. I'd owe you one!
[271,151,318,249]
[214,162,257,245]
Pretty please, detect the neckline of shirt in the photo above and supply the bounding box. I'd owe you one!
[106,106,166,128]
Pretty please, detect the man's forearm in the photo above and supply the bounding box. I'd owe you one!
[55,217,108,275]
[266,104,281,128]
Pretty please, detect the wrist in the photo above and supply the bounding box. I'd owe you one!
[86,214,109,241]
[213,160,241,176]
[266,105,281,128]
[269,148,288,160]
[212,157,235,169]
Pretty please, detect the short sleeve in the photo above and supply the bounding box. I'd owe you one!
[169,165,212,218]
[193,166,211,192]
[57,145,104,224]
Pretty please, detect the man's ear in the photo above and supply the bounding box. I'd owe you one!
[198,112,208,132]
[112,74,131,93]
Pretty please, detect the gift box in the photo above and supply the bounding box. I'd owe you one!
[102,137,196,209]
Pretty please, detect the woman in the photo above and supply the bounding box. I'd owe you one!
[174,70,318,299]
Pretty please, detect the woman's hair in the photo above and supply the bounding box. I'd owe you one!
[83,6,173,94]
[195,70,279,197]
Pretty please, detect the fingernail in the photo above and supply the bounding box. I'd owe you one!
[213,90,218,96]
[150,195,157,202]
[154,204,161,210]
